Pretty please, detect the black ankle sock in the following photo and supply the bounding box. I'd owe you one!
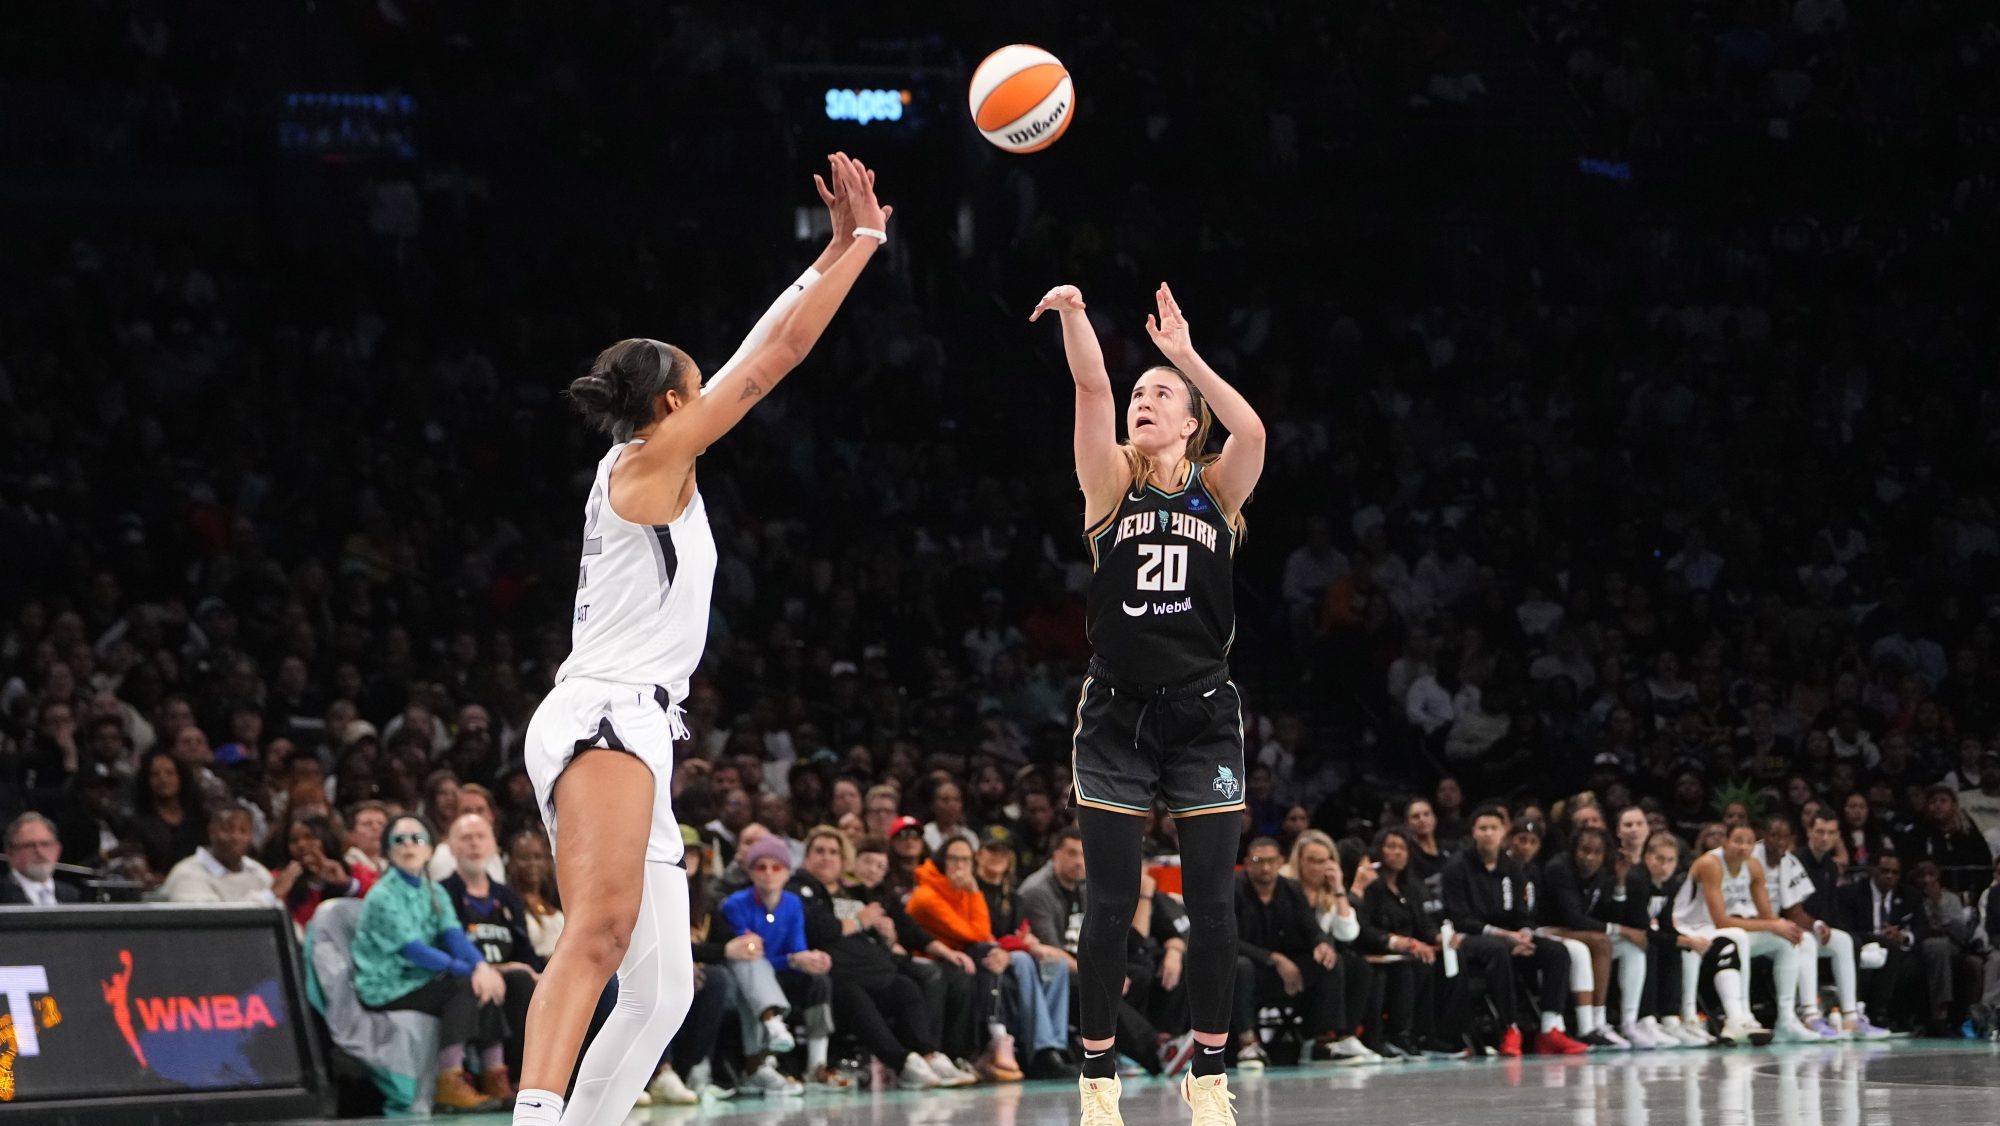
[1191,1043,1227,1077]
[1081,1047,1117,1079]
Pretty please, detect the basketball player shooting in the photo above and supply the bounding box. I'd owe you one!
[1031,282,1266,1126]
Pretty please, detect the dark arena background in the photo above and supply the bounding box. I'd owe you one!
[2,3,1999,1125]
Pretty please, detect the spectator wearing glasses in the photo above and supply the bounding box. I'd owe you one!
[713,834,840,1094]
[848,835,990,1076]
[1837,853,1936,1032]
[349,814,510,1113]
[1233,837,1349,1067]
[2,812,78,905]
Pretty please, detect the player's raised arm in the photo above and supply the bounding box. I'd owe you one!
[658,156,890,458]
[1031,284,1123,526]
[1144,282,1266,520]
[702,154,872,399]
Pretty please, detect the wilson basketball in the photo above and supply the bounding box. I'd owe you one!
[968,44,1075,153]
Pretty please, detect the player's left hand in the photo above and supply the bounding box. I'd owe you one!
[814,153,854,246]
[1144,282,1193,360]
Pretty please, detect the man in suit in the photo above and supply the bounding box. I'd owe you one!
[1835,853,1949,1032]
[2,812,82,905]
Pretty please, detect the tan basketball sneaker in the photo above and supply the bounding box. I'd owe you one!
[1079,1074,1124,1126]
[1180,1071,1237,1126]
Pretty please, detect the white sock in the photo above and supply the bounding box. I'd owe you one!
[808,1035,829,1071]
[1540,1011,1563,1034]
[511,1088,563,1126]
[1590,1005,1608,1031]
[1714,969,1751,1024]
[1576,1006,1596,1034]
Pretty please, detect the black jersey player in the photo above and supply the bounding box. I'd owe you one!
[1030,282,1267,1126]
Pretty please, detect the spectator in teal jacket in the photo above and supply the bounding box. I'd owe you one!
[350,813,511,1111]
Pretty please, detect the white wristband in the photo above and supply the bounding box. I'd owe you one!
[852,226,887,244]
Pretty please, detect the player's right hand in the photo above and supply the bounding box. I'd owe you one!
[1030,285,1086,321]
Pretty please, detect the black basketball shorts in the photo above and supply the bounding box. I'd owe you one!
[1070,662,1247,818]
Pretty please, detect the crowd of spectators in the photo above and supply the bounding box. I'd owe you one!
[6,0,2000,1111]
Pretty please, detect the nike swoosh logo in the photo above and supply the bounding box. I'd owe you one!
[522,1102,542,1108]
[1121,601,1148,616]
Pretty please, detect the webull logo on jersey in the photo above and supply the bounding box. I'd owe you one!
[1119,596,1193,617]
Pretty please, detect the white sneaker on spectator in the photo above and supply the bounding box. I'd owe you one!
[1625,1018,1669,1050]
[648,1065,699,1105]
[762,1015,796,1055]
[1324,1037,1380,1065]
[925,1053,977,1087]
[745,1058,805,1097]
[1236,1042,1268,1072]
[1663,1016,1714,1047]
[1772,1015,1818,1043]
[899,1053,944,1089]
[1598,1025,1634,1050]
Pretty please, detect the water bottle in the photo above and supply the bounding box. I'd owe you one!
[1440,919,1459,979]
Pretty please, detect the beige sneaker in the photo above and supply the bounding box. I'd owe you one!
[1180,1072,1237,1126]
[1079,1075,1124,1126]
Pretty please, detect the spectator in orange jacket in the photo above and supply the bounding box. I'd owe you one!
[904,837,1079,1080]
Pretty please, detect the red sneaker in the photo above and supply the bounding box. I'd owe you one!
[1497,1027,1523,1057]
[1535,1029,1589,1055]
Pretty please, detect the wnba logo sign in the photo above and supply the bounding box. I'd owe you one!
[100,949,277,1071]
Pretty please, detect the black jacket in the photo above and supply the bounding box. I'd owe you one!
[790,871,900,982]
[0,871,82,904]
[1540,855,1626,932]
[1899,824,1995,896]
[1235,873,1330,964]
[1835,880,1923,946]
[1359,873,1437,951]
[1441,846,1537,933]
[1795,847,1842,924]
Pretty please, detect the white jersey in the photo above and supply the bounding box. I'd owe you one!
[556,440,718,703]
[1673,847,1758,935]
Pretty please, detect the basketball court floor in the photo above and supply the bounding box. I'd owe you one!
[270,1041,2000,1126]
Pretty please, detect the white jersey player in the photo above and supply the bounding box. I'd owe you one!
[1673,824,1814,1044]
[510,153,892,1126]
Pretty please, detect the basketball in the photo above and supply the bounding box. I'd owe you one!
[968,44,1075,154]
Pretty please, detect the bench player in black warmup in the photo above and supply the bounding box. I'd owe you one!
[1031,282,1265,1126]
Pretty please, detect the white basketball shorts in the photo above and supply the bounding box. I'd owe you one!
[523,676,687,865]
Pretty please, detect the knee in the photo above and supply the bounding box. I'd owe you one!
[1576,932,1611,955]
[562,913,637,973]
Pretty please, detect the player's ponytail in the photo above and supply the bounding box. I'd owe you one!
[568,338,687,441]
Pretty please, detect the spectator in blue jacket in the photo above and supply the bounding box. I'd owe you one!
[711,833,839,1094]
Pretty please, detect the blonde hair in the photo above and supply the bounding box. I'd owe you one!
[1119,366,1246,536]
[1285,829,1339,896]
[804,824,855,870]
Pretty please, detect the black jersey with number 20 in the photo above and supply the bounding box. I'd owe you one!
[1084,462,1237,687]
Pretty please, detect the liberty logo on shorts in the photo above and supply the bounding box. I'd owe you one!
[1212,765,1240,801]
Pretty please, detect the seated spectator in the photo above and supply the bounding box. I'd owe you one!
[1912,860,1973,1036]
[1286,830,1377,1060]
[1358,827,1449,1056]
[1837,853,1946,1033]
[428,782,508,882]
[1441,806,1586,1055]
[886,815,928,900]
[1017,827,1177,1074]
[713,834,839,1093]
[350,814,509,1113]
[344,799,391,876]
[1902,786,1995,898]
[506,829,563,961]
[1233,836,1349,1067]
[790,825,970,1088]
[1539,827,1636,1048]
[923,780,980,854]
[907,835,1074,1080]
[1972,857,2000,1039]
[130,749,206,882]
[275,813,375,935]
[1764,813,1881,1037]
[847,835,988,1075]
[162,806,273,904]
[440,812,538,1091]
[2,813,80,905]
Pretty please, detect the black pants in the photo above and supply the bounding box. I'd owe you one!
[668,965,737,1075]
[366,973,506,1051]
[832,969,936,1064]
[1233,955,1344,1039]
[1451,934,1569,1031]
[903,957,978,1060]
[1371,958,1436,1042]
[1641,934,1683,1019]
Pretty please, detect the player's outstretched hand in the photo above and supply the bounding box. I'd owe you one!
[813,153,854,246]
[835,153,890,233]
[1144,281,1193,360]
[1029,284,1086,321]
